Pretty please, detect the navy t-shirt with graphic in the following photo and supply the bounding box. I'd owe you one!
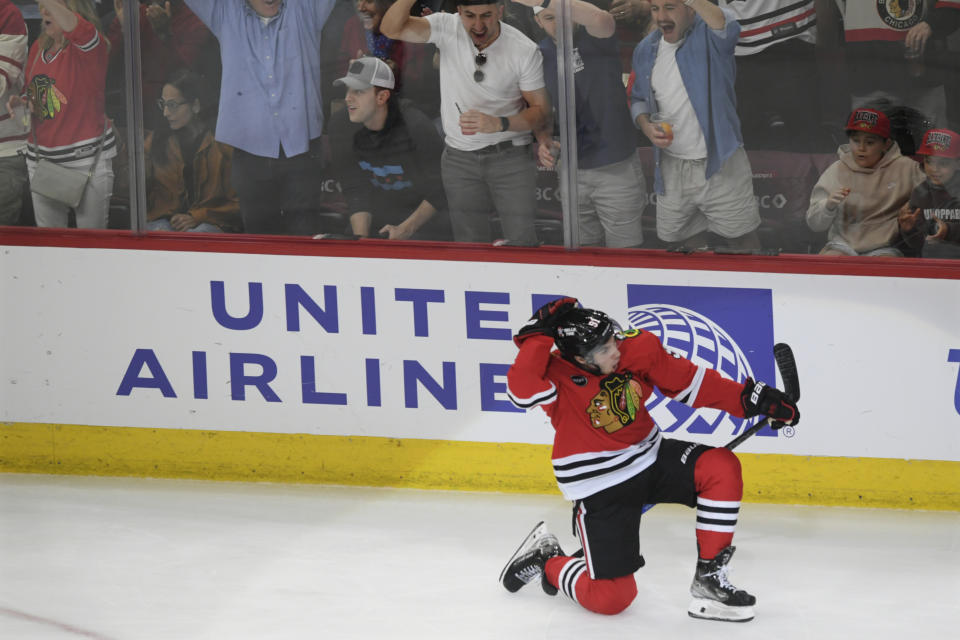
[540,29,637,170]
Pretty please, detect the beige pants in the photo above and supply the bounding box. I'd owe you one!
[656,147,761,243]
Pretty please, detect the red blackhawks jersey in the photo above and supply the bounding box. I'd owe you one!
[507,330,746,500]
[24,15,116,167]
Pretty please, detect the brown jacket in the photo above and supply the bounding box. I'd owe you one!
[144,129,241,232]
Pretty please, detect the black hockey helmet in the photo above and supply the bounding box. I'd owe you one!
[554,307,621,361]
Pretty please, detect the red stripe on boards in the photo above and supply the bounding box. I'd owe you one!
[2,227,960,280]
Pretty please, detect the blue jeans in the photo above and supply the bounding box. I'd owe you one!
[440,143,537,245]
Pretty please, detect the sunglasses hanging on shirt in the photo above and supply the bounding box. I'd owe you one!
[474,52,487,83]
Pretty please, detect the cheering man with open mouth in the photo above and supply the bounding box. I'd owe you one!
[382,0,552,246]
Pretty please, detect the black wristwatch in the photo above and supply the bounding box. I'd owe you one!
[500,116,510,132]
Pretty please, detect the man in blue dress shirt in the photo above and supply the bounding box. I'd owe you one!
[186,0,336,234]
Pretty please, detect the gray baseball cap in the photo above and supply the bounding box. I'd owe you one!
[333,57,396,91]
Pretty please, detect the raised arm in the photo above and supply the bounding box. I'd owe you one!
[506,297,581,411]
[381,0,431,43]
[38,0,78,33]
[572,0,616,38]
[511,0,615,39]
[684,0,724,31]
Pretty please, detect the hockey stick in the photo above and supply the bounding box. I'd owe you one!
[724,342,800,450]
[640,343,799,514]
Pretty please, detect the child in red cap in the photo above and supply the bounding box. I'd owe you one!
[806,108,925,256]
[896,128,960,257]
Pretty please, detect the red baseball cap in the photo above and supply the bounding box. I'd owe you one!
[845,109,891,139]
[916,128,960,159]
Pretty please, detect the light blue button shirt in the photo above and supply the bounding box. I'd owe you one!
[630,8,743,195]
[185,0,335,158]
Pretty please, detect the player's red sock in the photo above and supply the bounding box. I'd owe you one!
[693,447,744,559]
[545,556,637,615]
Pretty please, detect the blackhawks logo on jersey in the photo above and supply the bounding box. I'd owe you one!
[585,372,644,434]
[27,74,68,121]
[876,0,923,30]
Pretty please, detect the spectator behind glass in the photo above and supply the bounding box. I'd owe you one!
[824,1,947,132]
[8,0,117,229]
[718,0,824,152]
[326,57,450,240]
[381,0,551,246]
[340,1,406,73]
[107,0,213,130]
[336,0,440,118]
[184,0,335,236]
[0,0,29,225]
[531,0,645,248]
[144,69,241,233]
[806,108,925,257]
[902,2,960,131]
[320,0,362,125]
[896,128,960,258]
[629,0,761,251]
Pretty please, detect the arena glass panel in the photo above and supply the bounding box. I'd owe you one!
[2,0,959,260]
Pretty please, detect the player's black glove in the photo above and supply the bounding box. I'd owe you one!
[513,296,579,346]
[740,378,800,427]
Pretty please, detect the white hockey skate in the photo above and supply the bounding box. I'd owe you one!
[688,546,756,622]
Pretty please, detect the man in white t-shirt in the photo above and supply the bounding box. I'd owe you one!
[382,0,551,245]
[630,0,762,250]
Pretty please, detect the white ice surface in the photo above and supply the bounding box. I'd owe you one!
[1,474,958,639]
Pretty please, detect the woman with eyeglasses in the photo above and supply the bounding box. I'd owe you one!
[7,0,115,229]
[144,69,240,233]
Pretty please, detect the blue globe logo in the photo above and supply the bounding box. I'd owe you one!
[626,304,759,436]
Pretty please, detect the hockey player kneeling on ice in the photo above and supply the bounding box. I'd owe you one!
[499,297,799,622]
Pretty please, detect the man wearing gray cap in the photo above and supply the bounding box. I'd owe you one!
[328,57,450,240]
[381,0,551,245]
